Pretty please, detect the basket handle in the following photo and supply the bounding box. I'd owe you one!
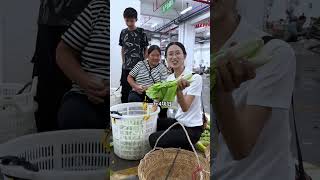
[145,121,209,179]
[30,77,38,96]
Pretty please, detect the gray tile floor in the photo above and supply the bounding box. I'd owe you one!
[290,42,320,166]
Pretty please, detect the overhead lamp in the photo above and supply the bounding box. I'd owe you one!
[180,3,192,15]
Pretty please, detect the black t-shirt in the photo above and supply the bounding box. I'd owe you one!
[38,0,92,26]
[119,27,149,70]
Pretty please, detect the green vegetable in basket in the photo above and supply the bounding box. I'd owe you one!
[200,140,210,147]
[211,39,272,102]
[196,141,207,153]
[200,136,210,142]
[196,126,211,152]
[146,73,194,102]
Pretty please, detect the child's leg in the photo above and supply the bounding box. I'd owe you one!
[120,70,132,103]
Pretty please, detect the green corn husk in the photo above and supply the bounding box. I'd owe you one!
[146,73,194,102]
[200,140,210,147]
[196,141,207,153]
[211,39,272,103]
[196,124,211,152]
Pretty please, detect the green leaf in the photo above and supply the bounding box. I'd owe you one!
[146,74,194,102]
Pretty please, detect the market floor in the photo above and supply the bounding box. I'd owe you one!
[291,41,320,166]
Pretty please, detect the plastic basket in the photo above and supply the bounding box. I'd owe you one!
[0,129,108,180]
[0,78,38,143]
[110,87,121,106]
[110,102,160,160]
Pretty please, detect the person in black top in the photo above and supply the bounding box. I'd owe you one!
[32,0,91,132]
[119,7,149,103]
[298,13,307,33]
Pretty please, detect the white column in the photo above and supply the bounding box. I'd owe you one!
[110,0,141,89]
[150,38,160,47]
[0,4,4,83]
[200,43,203,64]
[268,0,289,21]
[237,0,265,30]
[1,0,39,83]
[178,21,195,71]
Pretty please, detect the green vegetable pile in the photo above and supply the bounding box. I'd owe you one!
[210,39,272,102]
[146,73,194,102]
[196,124,210,153]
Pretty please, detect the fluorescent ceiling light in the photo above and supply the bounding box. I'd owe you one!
[151,23,158,28]
[180,6,192,15]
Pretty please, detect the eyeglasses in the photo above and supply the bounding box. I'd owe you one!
[0,156,39,172]
[167,51,183,57]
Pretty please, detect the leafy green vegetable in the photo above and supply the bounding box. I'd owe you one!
[146,73,194,102]
[211,39,272,102]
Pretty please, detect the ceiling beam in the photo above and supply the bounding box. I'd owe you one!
[190,11,210,25]
[141,13,173,20]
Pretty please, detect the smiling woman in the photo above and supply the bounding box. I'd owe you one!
[127,45,169,103]
[148,42,205,150]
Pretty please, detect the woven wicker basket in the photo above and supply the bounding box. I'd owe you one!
[138,122,210,180]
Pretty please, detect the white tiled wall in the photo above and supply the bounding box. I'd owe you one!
[110,0,141,89]
[0,0,39,83]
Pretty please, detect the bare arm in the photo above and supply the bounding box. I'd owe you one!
[215,92,271,160]
[56,40,106,102]
[176,79,196,112]
[127,74,139,89]
[215,57,271,160]
[176,90,195,112]
[56,40,90,87]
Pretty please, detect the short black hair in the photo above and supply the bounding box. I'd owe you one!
[123,7,138,20]
[148,45,161,55]
[165,42,187,58]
